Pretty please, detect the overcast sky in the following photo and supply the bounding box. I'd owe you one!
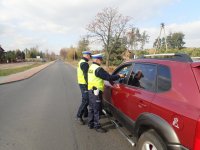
[0,0,200,54]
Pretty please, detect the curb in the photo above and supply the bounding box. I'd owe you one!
[0,61,55,85]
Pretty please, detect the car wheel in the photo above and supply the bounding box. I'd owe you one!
[136,130,167,150]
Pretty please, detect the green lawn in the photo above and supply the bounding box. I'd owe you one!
[0,63,43,76]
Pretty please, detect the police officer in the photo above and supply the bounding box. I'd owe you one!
[76,51,92,125]
[88,54,125,133]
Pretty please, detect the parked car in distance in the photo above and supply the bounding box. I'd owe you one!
[103,53,200,150]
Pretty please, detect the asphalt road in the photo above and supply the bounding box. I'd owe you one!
[0,60,134,150]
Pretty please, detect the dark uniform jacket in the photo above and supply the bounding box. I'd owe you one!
[93,62,120,81]
[80,57,89,84]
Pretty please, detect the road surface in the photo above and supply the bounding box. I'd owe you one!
[0,60,134,150]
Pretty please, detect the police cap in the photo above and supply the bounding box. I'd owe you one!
[82,51,92,55]
[92,54,103,60]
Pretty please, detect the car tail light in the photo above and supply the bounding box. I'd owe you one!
[194,119,200,150]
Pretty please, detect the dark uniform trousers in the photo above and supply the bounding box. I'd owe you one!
[88,90,102,129]
[77,84,89,118]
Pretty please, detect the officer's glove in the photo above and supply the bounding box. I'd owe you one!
[119,74,125,78]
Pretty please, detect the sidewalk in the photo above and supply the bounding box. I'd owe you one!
[0,61,55,85]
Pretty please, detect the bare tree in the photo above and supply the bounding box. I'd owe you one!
[140,31,149,50]
[77,37,89,58]
[127,28,139,50]
[60,48,67,60]
[127,28,149,50]
[86,7,131,67]
[50,52,56,61]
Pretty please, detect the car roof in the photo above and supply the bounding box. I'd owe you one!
[124,58,194,67]
[124,53,195,65]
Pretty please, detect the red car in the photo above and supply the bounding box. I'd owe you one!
[103,53,200,150]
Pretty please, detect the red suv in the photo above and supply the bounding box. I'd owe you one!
[103,53,200,150]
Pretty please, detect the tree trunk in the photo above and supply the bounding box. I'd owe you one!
[106,54,110,69]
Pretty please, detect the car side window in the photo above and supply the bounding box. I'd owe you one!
[128,63,156,92]
[157,65,171,92]
[112,64,132,84]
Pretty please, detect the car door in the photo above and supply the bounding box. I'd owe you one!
[124,63,157,120]
[104,63,132,112]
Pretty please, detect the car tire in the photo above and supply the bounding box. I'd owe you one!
[136,129,167,150]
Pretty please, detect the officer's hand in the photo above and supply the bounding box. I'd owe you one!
[119,74,125,78]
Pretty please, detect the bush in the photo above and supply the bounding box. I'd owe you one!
[134,50,149,57]
[191,48,200,57]
[67,48,78,60]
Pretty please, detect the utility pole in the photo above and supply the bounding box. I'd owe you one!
[155,23,168,53]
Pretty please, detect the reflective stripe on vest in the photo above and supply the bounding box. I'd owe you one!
[88,64,104,91]
[77,59,87,84]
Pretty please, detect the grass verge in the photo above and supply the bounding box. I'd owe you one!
[0,63,44,76]
[65,60,78,67]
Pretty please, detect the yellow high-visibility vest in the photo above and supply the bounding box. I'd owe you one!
[88,64,104,91]
[77,59,87,84]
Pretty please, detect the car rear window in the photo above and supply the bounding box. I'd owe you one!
[157,65,171,92]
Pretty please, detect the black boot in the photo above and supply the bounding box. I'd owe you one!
[76,117,85,125]
[95,127,107,133]
[83,113,88,118]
